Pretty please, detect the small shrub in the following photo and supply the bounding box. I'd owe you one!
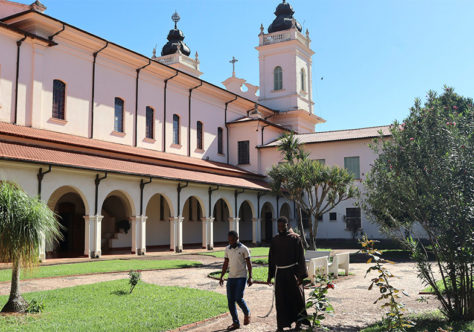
[303,272,335,330]
[25,298,44,313]
[129,270,141,294]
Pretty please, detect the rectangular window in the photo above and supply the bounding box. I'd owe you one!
[238,140,250,165]
[329,212,337,221]
[52,80,66,120]
[344,156,360,179]
[146,106,154,139]
[197,121,203,150]
[217,127,223,154]
[345,207,361,230]
[114,98,124,132]
[173,114,180,145]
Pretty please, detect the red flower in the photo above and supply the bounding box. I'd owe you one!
[453,122,456,126]
[453,105,458,110]
[327,283,335,289]
[410,137,414,141]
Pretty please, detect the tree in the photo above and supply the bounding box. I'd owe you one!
[0,182,62,313]
[269,134,358,250]
[363,87,473,321]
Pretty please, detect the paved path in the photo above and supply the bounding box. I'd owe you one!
[0,257,439,331]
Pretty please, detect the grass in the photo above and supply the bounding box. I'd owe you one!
[202,247,330,259]
[421,278,474,293]
[0,260,201,282]
[0,279,227,331]
[362,310,474,332]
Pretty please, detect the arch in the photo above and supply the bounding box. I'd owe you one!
[47,185,90,217]
[182,196,204,247]
[238,200,254,242]
[145,193,172,249]
[280,202,291,220]
[46,186,87,258]
[101,190,135,253]
[261,202,274,243]
[273,66,283,90]
[213,198,231,244]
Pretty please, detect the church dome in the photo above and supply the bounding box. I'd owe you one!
[161,12,191,56]
[268,0,302,33]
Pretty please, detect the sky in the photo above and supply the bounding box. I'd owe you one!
[15,0,474,131]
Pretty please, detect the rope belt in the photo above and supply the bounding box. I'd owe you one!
[259,262,298,318]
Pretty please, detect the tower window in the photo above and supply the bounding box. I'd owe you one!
[173,114,180,145]
[238,140,250,165]
[217,127,223,154]
[52,80,66,120]
[196,121,203,150]
[114,97,124,132]
[274,66,283,90]
[300,68,306,91]
[146,106,154,139]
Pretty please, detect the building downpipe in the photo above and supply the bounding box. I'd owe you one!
[187,82,203,156]
[90,42,109,139]
[14,35,27,125]
[163,71,179,152]
[224,96,238,164]
[134,60,152,147]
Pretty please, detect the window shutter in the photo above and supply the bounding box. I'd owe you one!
[344,156,360,179]
[238,141,249,164]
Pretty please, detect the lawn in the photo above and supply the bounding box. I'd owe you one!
[421,278,474,293]
[0,260,201,282]
[0,279,227,331]
[362,310,474,332]
[209,266,271,283]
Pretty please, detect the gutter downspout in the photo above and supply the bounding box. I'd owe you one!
[139,177,152,215]
[224,96,238,164]
[94,172,108,215]
[48,24,65,42]
[134,59,152,147]
[90,42,108,139]
[234,189,244,218]
[163,71,179,152]
[37,165,52,199]
[276,195,280,218]
[14,35,27,125]
[187,82,203,157]
[208,185,219,218]
[257,191,267,219]
[176,182,189,217]
[261,124,270,146]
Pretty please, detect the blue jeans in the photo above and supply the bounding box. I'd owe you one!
[226,277,250,325]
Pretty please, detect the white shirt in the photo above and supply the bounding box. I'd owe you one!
[225,242,251,278]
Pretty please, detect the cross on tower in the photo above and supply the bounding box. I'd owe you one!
[229,56,238,77]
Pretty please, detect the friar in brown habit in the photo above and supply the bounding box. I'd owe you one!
[267,216,309,331]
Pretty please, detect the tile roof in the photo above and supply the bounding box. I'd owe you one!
[0,122,269,191]
[261,125,391,148]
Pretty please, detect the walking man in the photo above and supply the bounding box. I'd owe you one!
[267,216,309,331]
[219,230,253,330]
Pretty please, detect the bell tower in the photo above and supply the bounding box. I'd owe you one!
[256,1,314,114]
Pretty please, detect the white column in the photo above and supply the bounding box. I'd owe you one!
[202,217,214,250]
[229,217,240,235]
[38,231,46,262]
[84,215,103,258]
[131,216,147,255]
[252,218,261,245]
[170,217,184,253]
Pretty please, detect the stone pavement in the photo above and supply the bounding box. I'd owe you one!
[0,255,440,332]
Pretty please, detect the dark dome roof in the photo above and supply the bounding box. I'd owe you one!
[268,0,302,33]
[161,27,191,56]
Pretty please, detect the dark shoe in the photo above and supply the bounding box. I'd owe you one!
[244,315,250,325]
[227,323,240,330]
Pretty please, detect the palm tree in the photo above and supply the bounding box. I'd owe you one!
[0,182,62,312]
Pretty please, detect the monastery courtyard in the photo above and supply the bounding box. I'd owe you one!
[0,250,439,332]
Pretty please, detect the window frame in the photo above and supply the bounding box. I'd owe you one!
[329,212,337,221]
[172,114,180,145]
[196,121,203,150]
[217,127,224,155]
[344,156,361,180]
[114,97,125,133]
[300,68,306,92]
[273,66,283,91]
[237,140,250,165]
[145,106,155,139]
[52,79,66,120]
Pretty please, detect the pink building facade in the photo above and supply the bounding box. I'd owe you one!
[0,0,389,259]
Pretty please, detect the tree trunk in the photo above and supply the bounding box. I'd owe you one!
[308,215,317,250]
[313,213,320,249]
[297,207,309,249]
[2,260,28,313]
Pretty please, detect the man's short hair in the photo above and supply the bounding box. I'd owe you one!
[277,216,289,224]
[228,230,239,239]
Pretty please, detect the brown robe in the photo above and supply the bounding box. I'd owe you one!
[268,231,309,329]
